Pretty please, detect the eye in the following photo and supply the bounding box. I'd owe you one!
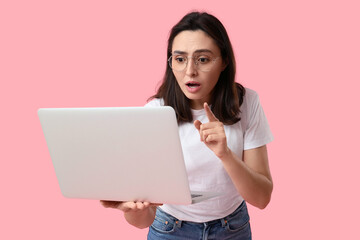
[197,56,210,64]
[174,56,186,63]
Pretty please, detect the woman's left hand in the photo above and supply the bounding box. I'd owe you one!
[194,102,230,159]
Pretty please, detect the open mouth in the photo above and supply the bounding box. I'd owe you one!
[186,82,200,88]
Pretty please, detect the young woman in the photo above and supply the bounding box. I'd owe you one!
[101,12,273,240]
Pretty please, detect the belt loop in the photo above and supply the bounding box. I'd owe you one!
[175,220,182,228]
[220,218,227,227]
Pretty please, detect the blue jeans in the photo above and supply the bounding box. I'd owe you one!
[147,201,252,240]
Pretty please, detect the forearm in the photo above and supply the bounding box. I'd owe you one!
[124,206,157,229]
[220,149,273,209]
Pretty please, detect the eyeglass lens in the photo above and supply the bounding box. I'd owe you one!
[169,56,217,72]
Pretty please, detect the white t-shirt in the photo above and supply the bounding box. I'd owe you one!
[145,88,273,222]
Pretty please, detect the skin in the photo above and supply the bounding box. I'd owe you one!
[100,30,273,228]
[194,102,273,209]
[171,30,227,109]
[100,200,161,229]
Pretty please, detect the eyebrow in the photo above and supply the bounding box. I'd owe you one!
[173,49,214,55]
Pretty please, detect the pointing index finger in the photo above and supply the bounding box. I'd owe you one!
[204,102,218,122]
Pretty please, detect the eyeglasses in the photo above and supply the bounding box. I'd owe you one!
[168,54,219,72]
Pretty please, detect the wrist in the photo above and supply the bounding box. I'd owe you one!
[124,207,154,229]
[218,147,232,160]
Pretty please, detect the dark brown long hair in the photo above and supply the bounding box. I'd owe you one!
[150,11,245,125]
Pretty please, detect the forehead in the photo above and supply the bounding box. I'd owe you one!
[172,30,220,54]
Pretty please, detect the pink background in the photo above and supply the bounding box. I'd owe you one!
[1,0,359,239]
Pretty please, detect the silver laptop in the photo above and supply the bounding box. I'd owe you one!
[38,106,219,205]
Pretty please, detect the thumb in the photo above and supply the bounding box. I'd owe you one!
[194,120,202,131]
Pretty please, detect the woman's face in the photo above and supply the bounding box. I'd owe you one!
[171,30,226,110]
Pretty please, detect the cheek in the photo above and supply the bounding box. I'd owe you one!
[206,71,221,86]
[173,72,184,85]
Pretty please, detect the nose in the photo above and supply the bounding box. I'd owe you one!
[185,57,198,76]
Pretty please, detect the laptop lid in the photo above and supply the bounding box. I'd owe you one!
[38,107,194,205]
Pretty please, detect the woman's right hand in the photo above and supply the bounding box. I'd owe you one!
[100,200,162,229]
[100,200,162,213]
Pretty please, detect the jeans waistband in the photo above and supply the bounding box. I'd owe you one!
[156,200,246,227]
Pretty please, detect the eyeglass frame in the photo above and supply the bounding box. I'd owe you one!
[168,54,220,72]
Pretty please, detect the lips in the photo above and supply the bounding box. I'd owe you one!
[186,82,200,88]
[185,81,201,93]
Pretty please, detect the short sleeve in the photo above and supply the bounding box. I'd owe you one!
[242,89,274,150]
